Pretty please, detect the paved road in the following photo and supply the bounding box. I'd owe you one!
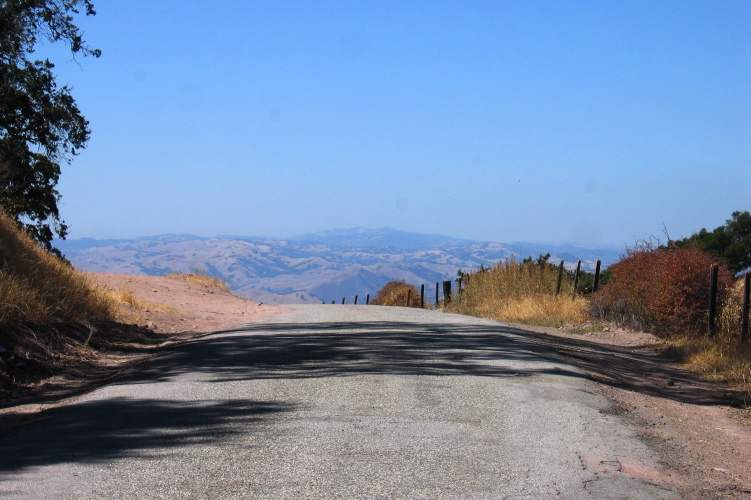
[0,305,677,499]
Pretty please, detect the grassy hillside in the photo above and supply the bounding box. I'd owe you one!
[0,212,115,327]
[0,210,132,398]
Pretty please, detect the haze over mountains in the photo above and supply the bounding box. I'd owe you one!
[59,228,623,305]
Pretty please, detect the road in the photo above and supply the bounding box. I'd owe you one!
[0,305,678,499]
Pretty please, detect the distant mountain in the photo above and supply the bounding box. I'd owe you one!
[58,229,622,305]
[290,227,475,251]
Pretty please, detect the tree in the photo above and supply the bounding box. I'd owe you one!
[0,0,99,253]
[672,211,751,273]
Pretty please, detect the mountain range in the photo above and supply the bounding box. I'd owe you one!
[58,228,624,305]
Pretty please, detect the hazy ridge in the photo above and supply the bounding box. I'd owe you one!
[58,228,623,305]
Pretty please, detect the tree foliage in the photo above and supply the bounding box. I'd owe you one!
[0,0,99,252]
[672,211,751,273]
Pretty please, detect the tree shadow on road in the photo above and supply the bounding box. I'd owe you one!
[119,321,584,383]
[0,316,742,473]
[120,320,742,408]
[0,398,293,472]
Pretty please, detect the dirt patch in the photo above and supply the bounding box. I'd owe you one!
[88,272,281,334]
[513,322,751,499]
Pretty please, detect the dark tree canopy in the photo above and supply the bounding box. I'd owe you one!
[672,211,751,273]
[0,0,99,252]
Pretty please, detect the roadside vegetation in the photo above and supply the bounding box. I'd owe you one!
[0,205,243,399]
[444,258,588,327]
[374,211,751,398]
[0,209,130,397]
[589,240,750,395]
[0,210,115,327]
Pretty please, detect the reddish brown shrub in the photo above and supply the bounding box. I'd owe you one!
[371,280,423,307]
[590,245,733,336]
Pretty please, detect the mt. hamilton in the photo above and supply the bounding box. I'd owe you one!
[58,228,623,305]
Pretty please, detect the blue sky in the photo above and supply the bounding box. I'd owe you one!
[47,0,750,247]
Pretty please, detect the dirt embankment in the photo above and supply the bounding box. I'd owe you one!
[87,272,281,334]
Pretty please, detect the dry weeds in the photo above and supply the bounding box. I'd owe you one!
[165,269,230,292]
[666,278,751,397]
[446,259,589,327]
[0,210,115,327]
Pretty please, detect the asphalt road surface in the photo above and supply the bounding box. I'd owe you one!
[0,305,678,499]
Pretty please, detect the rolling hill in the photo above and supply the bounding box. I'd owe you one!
[58,228,622,304]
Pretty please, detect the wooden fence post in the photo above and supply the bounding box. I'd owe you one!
[435,282,439,306]
[366,293,370,305]
[742,271,750,344]
[420,284,425,309]
[555,261,564,296]
[342,297,345,305]
[354,295,358,305]
[572,260,581,299]
[332,300,335,304]
[407,289,412,307]
[593,260,602,293]
[708,264,719,335]
[443,280,452,305]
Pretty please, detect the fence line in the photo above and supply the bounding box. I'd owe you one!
[323,262,751,343]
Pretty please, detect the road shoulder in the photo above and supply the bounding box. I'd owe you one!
[513,323,751,499]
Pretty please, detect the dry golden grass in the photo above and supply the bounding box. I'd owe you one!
[445,259,589,327]
[0,210,116,327]
[666,278,751,396]
[165,269,229,292]
[107,288,177,326]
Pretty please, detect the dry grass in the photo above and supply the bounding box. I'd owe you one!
[445,259,589,327]
[165,269,229,292]
[665,278,751,397]
[0,210,116,327]
[107,287,177,327]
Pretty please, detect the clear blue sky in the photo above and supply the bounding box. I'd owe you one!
[48,0,750,247]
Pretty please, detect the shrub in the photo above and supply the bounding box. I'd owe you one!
[589,244,733,336]
[371,280,423,307]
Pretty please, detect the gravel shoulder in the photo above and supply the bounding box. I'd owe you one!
[511,322,751,498]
